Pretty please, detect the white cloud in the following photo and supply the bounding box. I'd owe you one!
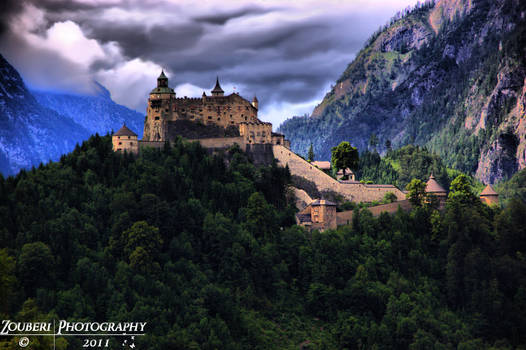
[94,58,163,111]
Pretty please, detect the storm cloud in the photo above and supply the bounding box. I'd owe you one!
[0,0,421,127]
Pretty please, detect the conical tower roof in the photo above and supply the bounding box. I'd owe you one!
[211,76,224,94]
[480,184,498,196]
[425,174,446,193]
[113,124,137,137]
[158,70,168,79]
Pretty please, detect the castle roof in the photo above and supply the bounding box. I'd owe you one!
[425,174,446,193]
[252,95,258,102]
[151,86,175,94]
[337,167,354,175]
[212,77,224,94]
[311,161,331,170]
[311,199,337,206]
[158,70,168,80]
[480,184,498,196]
[114,124,137,137]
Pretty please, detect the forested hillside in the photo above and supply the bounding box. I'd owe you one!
[279,0,526,184]
[0,136,525,348]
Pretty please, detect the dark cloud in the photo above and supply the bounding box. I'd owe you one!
[0,0,420,123]
[193,5,277,25]
[0,0,24,36]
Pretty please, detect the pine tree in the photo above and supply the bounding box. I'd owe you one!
[308,143,315,162]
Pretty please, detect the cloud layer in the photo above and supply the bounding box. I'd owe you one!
[0,0,420,127]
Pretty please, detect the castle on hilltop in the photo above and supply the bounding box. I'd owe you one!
[112,71,289,155]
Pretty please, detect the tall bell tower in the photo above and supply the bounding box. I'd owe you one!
[143,70,176,141]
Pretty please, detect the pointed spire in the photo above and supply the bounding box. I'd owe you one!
[158,70,167,79]
[211,76,224,96]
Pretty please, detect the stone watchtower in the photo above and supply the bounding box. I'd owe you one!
[112,124,139,154]
[480,185,499,206]
[143,70,176,141]
[425,174,447,209]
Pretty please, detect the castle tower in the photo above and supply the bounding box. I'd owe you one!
[425,174,447,209]
[143,70,176,141]
[211,77,224,97]
[311,199,337,230]
[251,95,258,110]
[113,124,139,154]
[480,185,499,206]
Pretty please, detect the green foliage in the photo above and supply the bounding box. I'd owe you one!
[331,141,359,176]
[1,134,526,348]
[406,178,427,207]
[496,168,526,205]
[307,143,314,162]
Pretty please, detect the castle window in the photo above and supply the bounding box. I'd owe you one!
[208,116,212,119]
[230,115,233,118]
[165,109,168,112]
[130,142,133,145]
[182,109,186,112]
[119,142,122,145]
[217,117,221,121]
[155,117,160,120]
[128,136,131,139]
[199,109,202,112]
[231,121,234,124]
[245,116,247,121]
[245,106,249,110]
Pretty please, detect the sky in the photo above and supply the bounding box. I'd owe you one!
[0,0,421,128]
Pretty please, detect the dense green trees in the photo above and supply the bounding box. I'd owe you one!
[331,141,359,178]
[0,135,525,348]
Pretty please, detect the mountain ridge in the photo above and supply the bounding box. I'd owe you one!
[278,0,526,184]
[0,53,144,175]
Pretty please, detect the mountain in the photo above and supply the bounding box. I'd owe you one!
[278,0,526,184]
[0,53,145,176]
[32,83,143,138]
[0,54,90,175]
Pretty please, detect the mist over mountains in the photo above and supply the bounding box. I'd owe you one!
[0,54,143,175]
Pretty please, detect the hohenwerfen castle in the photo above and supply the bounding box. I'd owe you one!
[112,71,499,232]
[112,71,288,154]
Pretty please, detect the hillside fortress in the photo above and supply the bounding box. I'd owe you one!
[142,71,288,147]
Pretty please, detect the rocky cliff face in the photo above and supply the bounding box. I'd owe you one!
[279,0,526,184]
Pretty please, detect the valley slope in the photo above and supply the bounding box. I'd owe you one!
[278,0,526,184]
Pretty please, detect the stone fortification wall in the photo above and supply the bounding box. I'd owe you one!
[272,145,405,203]
[336,199,412,226]
[139,141,165,149]
[187,137,246,151]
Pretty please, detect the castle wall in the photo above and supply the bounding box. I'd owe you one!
[187,137,246,151]
[144,93,259,141]
[272,145,406,203]
[336,200,413,226]
[139,141,165,149]
[239,122,272,144]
